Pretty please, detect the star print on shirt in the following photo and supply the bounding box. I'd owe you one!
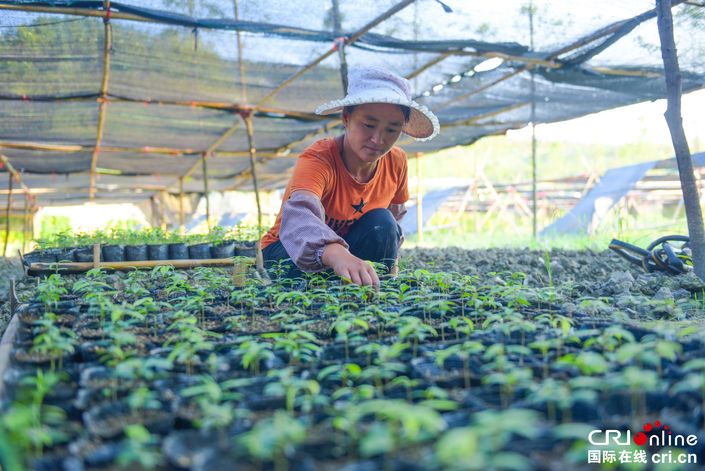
[351,198,366,214]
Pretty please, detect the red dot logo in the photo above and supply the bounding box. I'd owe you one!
[634,432,648,446]
[633,420,670,446]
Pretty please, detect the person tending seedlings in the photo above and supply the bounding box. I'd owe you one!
[261,66,439,287]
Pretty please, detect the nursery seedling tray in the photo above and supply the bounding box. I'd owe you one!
[0,313,18,402]
[27,257,253,272]
[25,244,267,282]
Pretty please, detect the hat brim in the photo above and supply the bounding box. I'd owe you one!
[315,93,439,142]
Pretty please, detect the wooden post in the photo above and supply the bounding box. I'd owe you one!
[178,177,185,235]
[159,190,167,229]
[89,0,112,202]
[243,113,263,230]
[92,243,101,268]
[3,172,13,257]
[656,0,705,281]
[416,152,423,244]
[202,153,211,232]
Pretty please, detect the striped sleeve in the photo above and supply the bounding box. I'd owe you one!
[280,191,349,271]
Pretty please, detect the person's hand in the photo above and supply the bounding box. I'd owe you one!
[322,243,379,288]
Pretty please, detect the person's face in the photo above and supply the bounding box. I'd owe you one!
[342,103,405,164]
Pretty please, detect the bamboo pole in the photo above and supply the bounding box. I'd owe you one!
[243,113,263,229]
[0,3,147,21]
[0,141,83,152]
[179,177,185,235]
[656,0,705,281]
[415,152,423,244]
[89,0,113,202]
[3,172,13,257]
[0,140,281,159]
[1,94,323,120]
[202,154,211,232]
[0,184,171,196]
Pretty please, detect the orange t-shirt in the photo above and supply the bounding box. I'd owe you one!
[261,137,409,249]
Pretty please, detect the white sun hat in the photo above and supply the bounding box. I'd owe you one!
[315,66,440,141]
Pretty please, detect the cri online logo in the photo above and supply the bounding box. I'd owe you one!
[589,421,698,448]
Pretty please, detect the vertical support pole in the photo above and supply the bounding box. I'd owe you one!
[243,113,263,230]
[233,0,248,103]
[29,201,35,242]
[332,0,349,94]
[159,190,167,230]
[416,152,423,244]
[202,153,211,232]
[89,0,112,202]
[22,193,29,254]
[3,173,13,257]
[150,196,158,227]
[179,177,185,235]
[529,0,538,239]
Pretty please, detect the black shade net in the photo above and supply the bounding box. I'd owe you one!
[0,0,704,206]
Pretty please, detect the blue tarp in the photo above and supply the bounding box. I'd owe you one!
[541,152,705,236]
[401,187,466,235]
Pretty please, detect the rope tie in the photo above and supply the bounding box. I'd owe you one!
[332,36,347,51]
[238,107,253,119]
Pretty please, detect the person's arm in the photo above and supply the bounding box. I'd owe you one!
[280,190,379,287]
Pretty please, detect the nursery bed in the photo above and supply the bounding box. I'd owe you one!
[1,247,705,470]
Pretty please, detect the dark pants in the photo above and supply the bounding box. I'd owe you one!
[263,208,402,278]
